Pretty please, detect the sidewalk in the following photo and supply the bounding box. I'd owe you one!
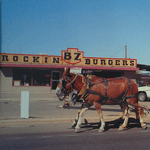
[1,100,150,128]
[1,92,150,128]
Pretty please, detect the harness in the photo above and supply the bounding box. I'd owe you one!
[58,74,78,96]
[58,74,150,114]
[59,74,137,105]
[82,77,137,105]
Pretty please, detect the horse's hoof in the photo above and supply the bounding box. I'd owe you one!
[84,119,88,124]
[75,128,80,133]
[142,125,147,130]
[71,124,76,129]
[98,129,105,133]
[118,126,125,131]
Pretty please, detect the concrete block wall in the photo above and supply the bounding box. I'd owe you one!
[0,68,57,101]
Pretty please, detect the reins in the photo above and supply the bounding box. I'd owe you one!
[66,74,78,87]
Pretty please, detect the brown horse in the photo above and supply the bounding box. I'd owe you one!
[56,67,147,132]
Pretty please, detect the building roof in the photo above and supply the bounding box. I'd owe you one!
[137,64,150,71]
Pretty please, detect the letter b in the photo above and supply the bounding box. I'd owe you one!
[64,52,71,60]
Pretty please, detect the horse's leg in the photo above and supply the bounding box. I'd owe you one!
[93,102,105,132]
[118,105,130,131]
[72,109,81,128]
[113,104,126,127]
[139,115,147,130]
[135,105,147,130]
[75,107,88,133]
[129,99,147,130]
[119,104,126,119]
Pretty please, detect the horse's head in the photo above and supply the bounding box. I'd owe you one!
[56,67,78,101]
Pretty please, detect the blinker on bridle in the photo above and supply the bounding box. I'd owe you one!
[58,74,78,96]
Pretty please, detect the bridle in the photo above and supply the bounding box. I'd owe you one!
[58,74,78,96]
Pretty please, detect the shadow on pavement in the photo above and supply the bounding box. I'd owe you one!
[70,117,146,133]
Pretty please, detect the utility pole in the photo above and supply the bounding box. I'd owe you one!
[125,45,127,58]
[0,1,1,53]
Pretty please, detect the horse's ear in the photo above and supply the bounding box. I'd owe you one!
[64,67,70,76]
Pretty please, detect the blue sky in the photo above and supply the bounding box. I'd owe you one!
[2,0,150,65]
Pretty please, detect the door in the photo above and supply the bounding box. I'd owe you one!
[52,71,60,90]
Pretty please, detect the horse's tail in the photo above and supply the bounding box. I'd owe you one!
[127,80,147,117]
[140,104,150,116]
[129,102,150,117]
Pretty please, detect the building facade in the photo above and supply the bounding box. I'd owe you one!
[0,48,139,100]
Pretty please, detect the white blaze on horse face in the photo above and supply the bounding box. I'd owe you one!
[56,86,65,101]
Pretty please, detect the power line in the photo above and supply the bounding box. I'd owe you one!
[128,47,145,61]
[109,47,124,58]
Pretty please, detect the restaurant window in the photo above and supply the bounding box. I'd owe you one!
[13,68,51,86]
[32,69,51,86]
[13,68,31,86]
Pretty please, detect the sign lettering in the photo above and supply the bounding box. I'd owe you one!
[130,60,134,66]
[64,52,71,60]
[44,57,48,63]
[115,60,120,65]
[0,48,137,68]
[74,53,81,60]
[93,59,98,65]
[85,59,90,64]
[101,59,106,65]
[108,60,113,65]
[123,60,128,65]
[33,56,39,62]
[13,56,18,61]
[53,57,59,63]
[2,55,9,61]
[23,56,28,62]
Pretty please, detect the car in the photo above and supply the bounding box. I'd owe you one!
[138,86,150,102]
